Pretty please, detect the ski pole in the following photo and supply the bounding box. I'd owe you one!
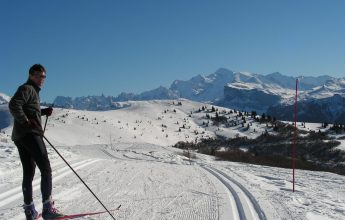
[43,104,53,133]
[43,135,116,220]
[43,115,49,133]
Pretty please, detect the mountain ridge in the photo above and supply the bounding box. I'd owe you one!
[2,68,344,123]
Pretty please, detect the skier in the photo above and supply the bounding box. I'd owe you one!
[9,64,64,220]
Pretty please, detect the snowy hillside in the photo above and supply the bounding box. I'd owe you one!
[6,99,270,146]
[1,99,344,220]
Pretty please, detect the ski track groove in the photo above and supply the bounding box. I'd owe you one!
[102,147,218,220]
[101,148,124,160]
[202,166,243,220]
[214,167,267,220]
[0,159,73,193]
[0,159,100,208]
[201,165,267,220]
[0,159,91,203]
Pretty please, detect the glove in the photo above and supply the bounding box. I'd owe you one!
[23,118,40,129]
[41,107,53,116]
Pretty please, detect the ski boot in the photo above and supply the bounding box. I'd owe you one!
[23,202,39,220]
[42,199,64,219]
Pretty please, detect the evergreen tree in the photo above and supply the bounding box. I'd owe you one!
[261,113,266,121]
[267,115,272,121]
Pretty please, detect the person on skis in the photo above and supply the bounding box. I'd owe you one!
[9,64,64,220]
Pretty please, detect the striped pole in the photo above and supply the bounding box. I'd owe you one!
[293,78,298,192]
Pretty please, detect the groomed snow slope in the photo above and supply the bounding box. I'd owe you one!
[0,100,344,220]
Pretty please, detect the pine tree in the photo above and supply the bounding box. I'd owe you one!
[261,113,266,121]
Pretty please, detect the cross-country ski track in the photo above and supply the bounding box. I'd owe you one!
[102,146,267,220]
[200,165,266,220]
[1,144,269,220]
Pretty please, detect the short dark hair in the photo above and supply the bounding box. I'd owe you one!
[29,64,46,75]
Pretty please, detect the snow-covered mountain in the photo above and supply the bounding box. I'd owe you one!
[52,68,344,123]
[0,105,12,130]
[170,69,335,105]
[135,86,179,100]
[212,70,341,120]
[0,93,12,129]
[54,87,179,110]
[170,68,236,102]
[301,78,345,100]
[266,78,345,123]
[54,94,117,111]
[268,94,345,123]
[0,92,10,105]
[53,68,238,109]
[263,72,334,91]
[215,72,295,112]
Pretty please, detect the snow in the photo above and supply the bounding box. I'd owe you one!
[226,79,296,104]
[306,212,337,220]
[293,122,345,151]
[0,92,11,104]
[336,139,345,151]
[1,99,345,220]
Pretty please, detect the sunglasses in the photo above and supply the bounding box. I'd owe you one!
[33,73,46,79]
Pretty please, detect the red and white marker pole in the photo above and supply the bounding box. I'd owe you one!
[293,78,298,192]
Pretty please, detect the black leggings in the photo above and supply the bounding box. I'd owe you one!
[15,134,52,204]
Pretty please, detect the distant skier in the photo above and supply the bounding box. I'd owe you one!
[9,64,64,220]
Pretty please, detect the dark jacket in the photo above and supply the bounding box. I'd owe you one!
[9,80,43,141]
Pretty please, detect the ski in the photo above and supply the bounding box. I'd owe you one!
[38,205,121,220]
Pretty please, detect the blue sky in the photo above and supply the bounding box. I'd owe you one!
[1,0,345,102]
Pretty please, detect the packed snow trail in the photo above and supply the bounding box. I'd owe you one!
[1,144,221,219]
[0,159,99,208]
[2,142,345,219]
[201,165,266,220]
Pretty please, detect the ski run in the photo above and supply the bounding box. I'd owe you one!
[1,99,345,220]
